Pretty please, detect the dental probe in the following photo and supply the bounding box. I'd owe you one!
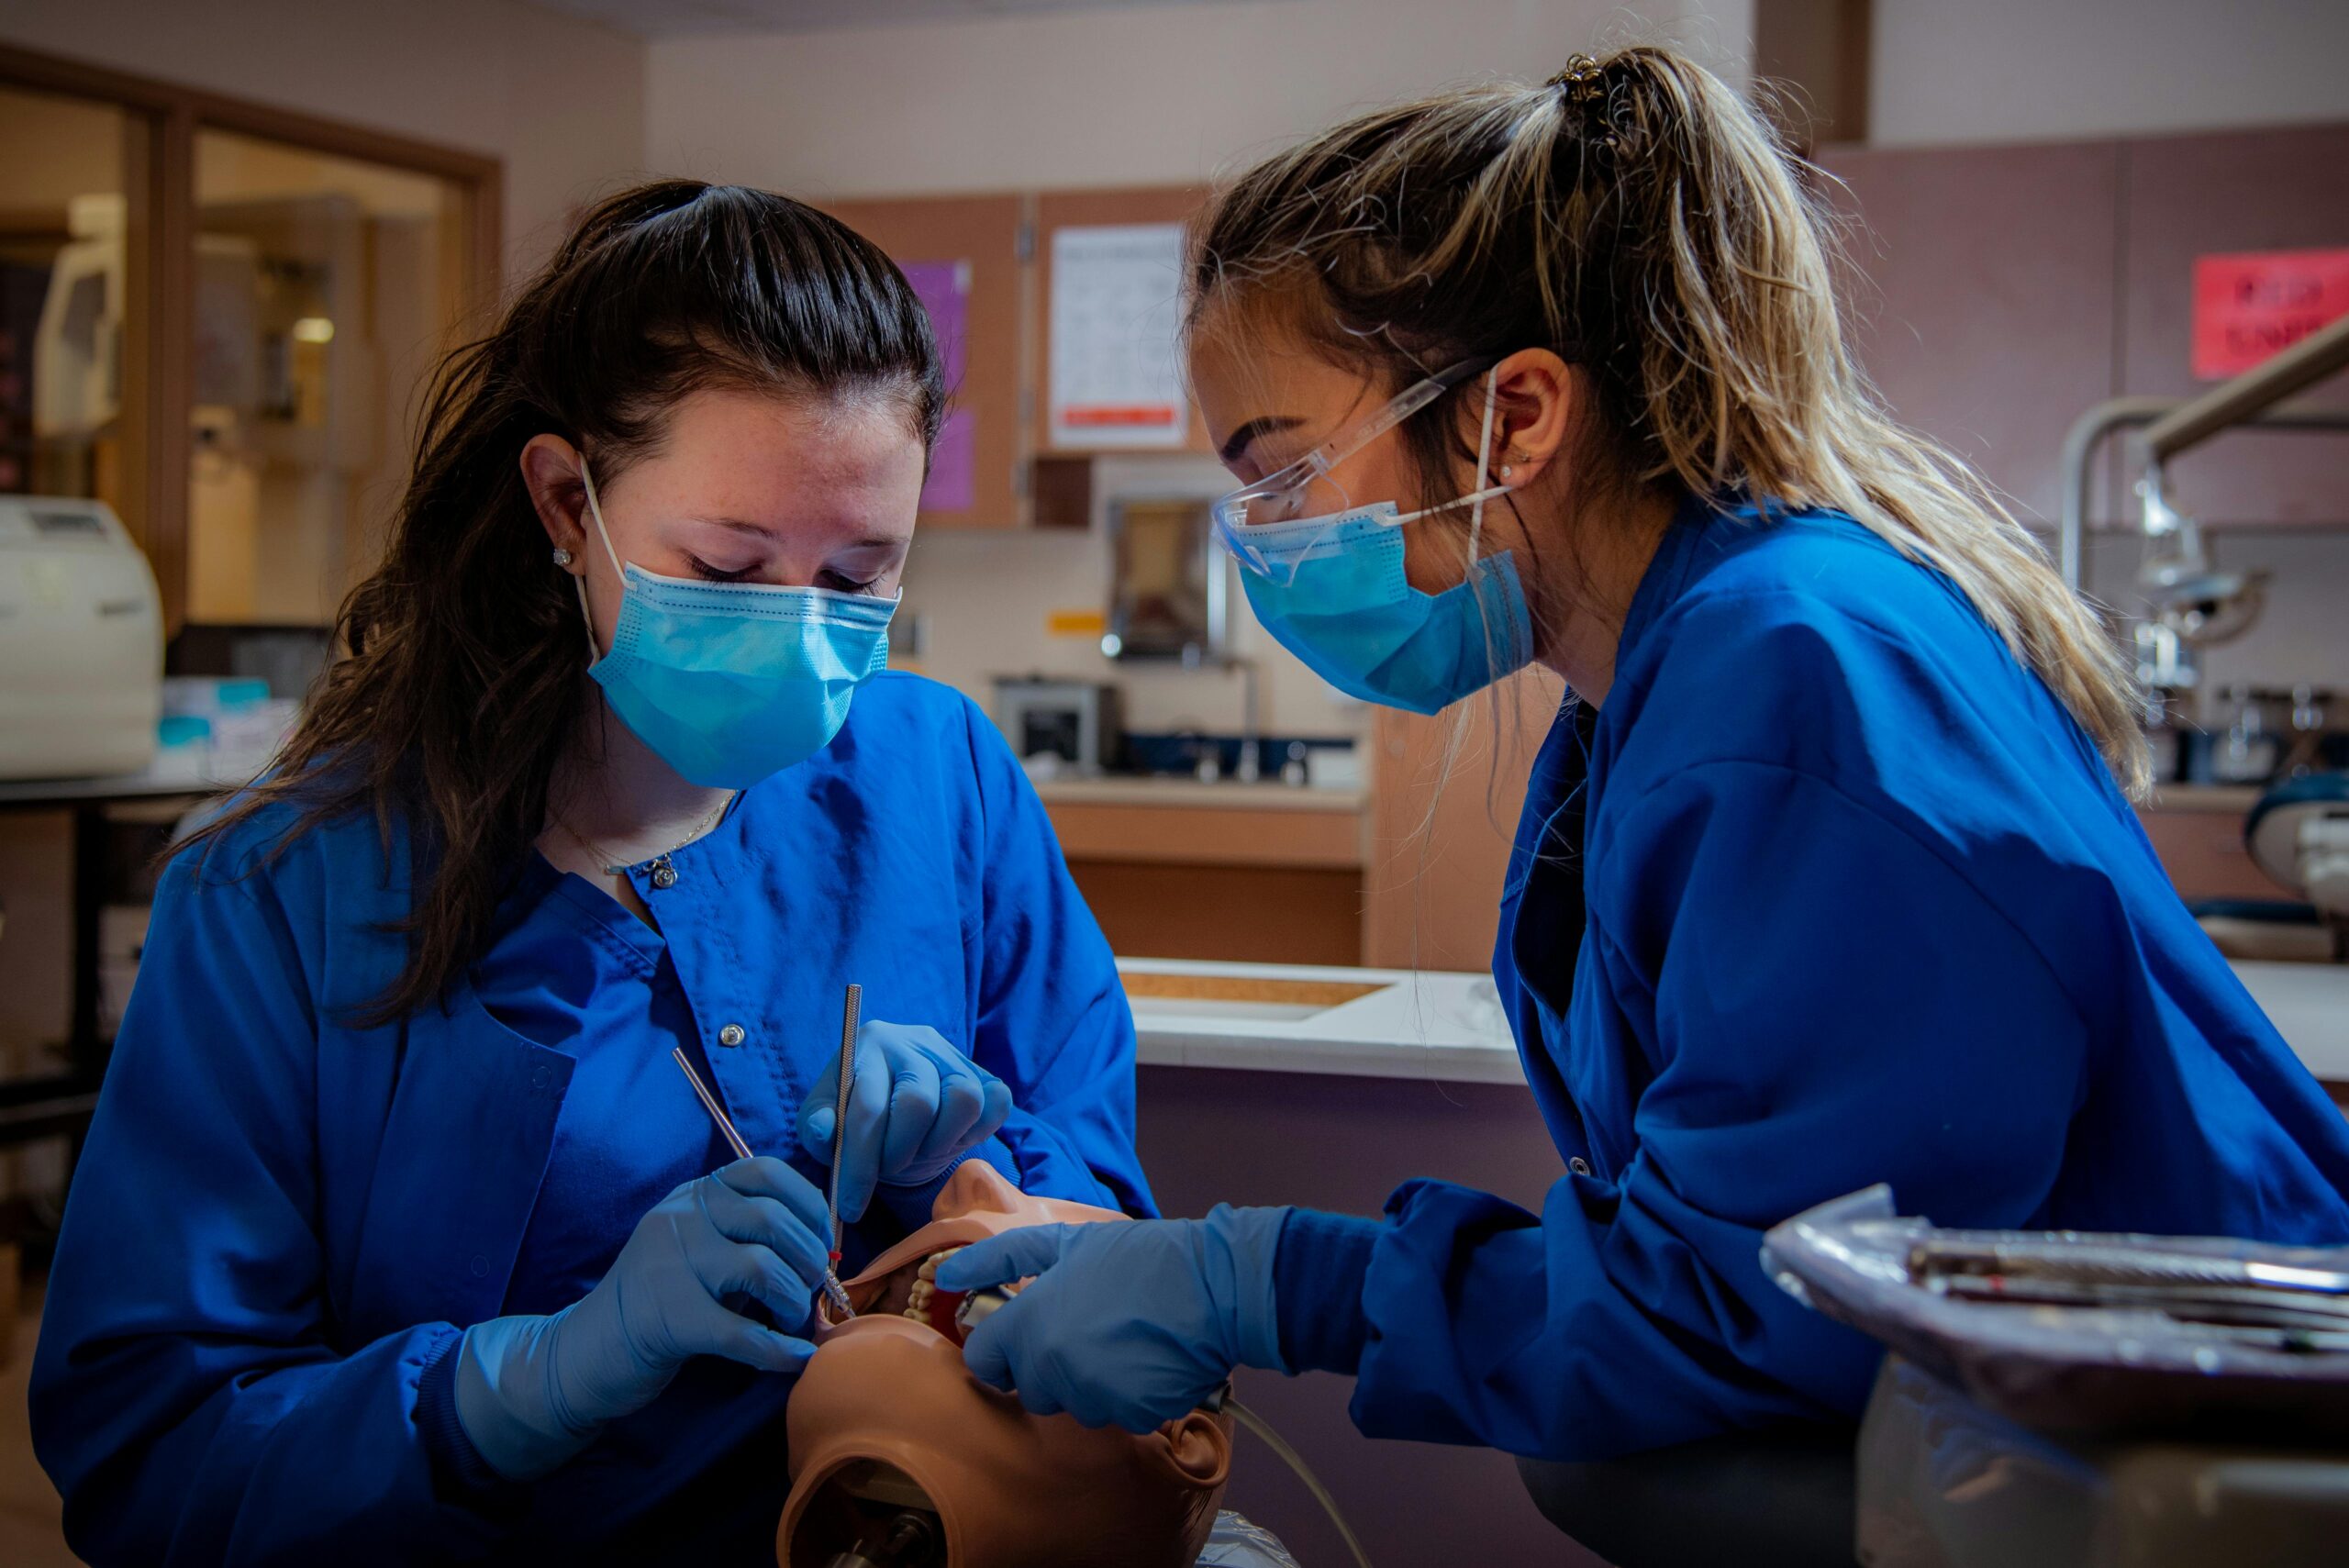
[670,1046,753,1161]
[822,983,864,1318]
[670,1045,854,1320]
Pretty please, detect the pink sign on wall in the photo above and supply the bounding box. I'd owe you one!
[2191,248,2349,380]
[900,260,975,512]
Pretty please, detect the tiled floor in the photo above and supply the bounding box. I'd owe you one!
[1,1283,81,1568]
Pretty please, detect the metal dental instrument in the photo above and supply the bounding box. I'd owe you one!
[820,982,865,1321]
[670,1046,753,1162]
[672,1044,853,1321]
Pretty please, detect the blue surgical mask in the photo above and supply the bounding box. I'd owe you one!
[1240,506,1532,716]
[1230,371,1534,714]
[572,465,896,788]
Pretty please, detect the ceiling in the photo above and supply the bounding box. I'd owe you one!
[528,0,1246,39]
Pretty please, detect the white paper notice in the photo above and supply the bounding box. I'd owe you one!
[1049,223,1188,449]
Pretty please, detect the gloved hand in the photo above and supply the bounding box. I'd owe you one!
[797,1020,1013,1224]
[454,1156,829,1480]
[935,1207,1294,1432]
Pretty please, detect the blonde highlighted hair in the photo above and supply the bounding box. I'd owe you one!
[1187,45,2149,796]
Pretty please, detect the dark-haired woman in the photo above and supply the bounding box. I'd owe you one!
[936,47,2349,1562]
[31,182,1148,1564]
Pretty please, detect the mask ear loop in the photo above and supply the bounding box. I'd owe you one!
[1390,364,1508,531]
[1463,369,1507,673]
[1253,372,1507,586]
[574,459,629,664]
[1465,366,1499,563]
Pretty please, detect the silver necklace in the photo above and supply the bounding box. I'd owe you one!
[554,791,734,877]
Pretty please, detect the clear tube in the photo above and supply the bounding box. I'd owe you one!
[1223,1396,1374,1568]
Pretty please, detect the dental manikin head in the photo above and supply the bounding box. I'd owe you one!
[776,1163,1232,1568]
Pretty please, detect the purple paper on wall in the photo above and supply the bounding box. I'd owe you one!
[901,259,975,512]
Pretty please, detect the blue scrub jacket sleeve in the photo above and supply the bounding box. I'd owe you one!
[1346,760,2090,1462]
[957,700,1156,1216]
[29,852,517,1565]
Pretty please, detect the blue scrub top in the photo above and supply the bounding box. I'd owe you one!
[31,672,1152,1566]
[1292,496,2349,1462]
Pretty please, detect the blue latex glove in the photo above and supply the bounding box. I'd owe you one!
[797,1020,1014,1223]
[454,1156,829,1480]
[935,1207,1294,1432]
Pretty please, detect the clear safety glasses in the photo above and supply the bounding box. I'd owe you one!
[1210,357,1495,577]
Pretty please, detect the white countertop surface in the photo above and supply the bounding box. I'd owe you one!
[1121,957,1522,1084]
[1122,956,2349,1088]
[2232,961,2349,1084]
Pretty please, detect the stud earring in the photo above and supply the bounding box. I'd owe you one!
[1499,464,1514,480]
[551,547,573,567]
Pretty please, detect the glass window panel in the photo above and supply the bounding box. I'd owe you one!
[190,128,467,627]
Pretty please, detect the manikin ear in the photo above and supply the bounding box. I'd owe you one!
[518,433,593,568]
[1459,348,1576,493]
[1150,1412,1232,1491]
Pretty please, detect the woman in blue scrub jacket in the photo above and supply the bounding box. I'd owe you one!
[32,182,1150,1565]
[938,45,2349,1559]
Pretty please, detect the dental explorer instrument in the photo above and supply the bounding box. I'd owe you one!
[824,984,863,1317]
[670,1046,753,1162]
[670,1044,854,1320]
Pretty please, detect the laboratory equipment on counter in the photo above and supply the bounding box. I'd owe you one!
[992,677,1122,775]
[2211,682,2283,784]
[0,495,161,781]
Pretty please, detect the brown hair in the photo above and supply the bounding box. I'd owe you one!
[182,180,946,1023]
[1187,46,2148,795]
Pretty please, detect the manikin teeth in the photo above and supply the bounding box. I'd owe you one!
[902,1248,962,1323]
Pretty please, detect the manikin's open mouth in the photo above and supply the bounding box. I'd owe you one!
[852,1245,973,1342]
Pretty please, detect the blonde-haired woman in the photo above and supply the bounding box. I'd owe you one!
[938,46,2349,1560]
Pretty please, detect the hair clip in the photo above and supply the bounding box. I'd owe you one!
[1548,53,1607,107]
[1548,53,1629,153]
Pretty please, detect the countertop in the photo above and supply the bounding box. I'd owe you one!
[2143,785,2265,815]
[1121,957,1523,1084]
[2233,961,2349,1084]
[1122,956,2349,1090]
[1034,776,1365,811]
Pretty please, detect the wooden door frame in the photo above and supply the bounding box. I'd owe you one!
[0,42,503,633]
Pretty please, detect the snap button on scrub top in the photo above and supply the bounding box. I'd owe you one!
[718,1023,746,1049]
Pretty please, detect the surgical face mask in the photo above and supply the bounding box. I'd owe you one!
[571,464,896,788]
[1221,370,1535,715]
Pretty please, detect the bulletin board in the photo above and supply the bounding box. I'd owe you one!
[822,193,1026,528]
[1036,187,1214,457]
